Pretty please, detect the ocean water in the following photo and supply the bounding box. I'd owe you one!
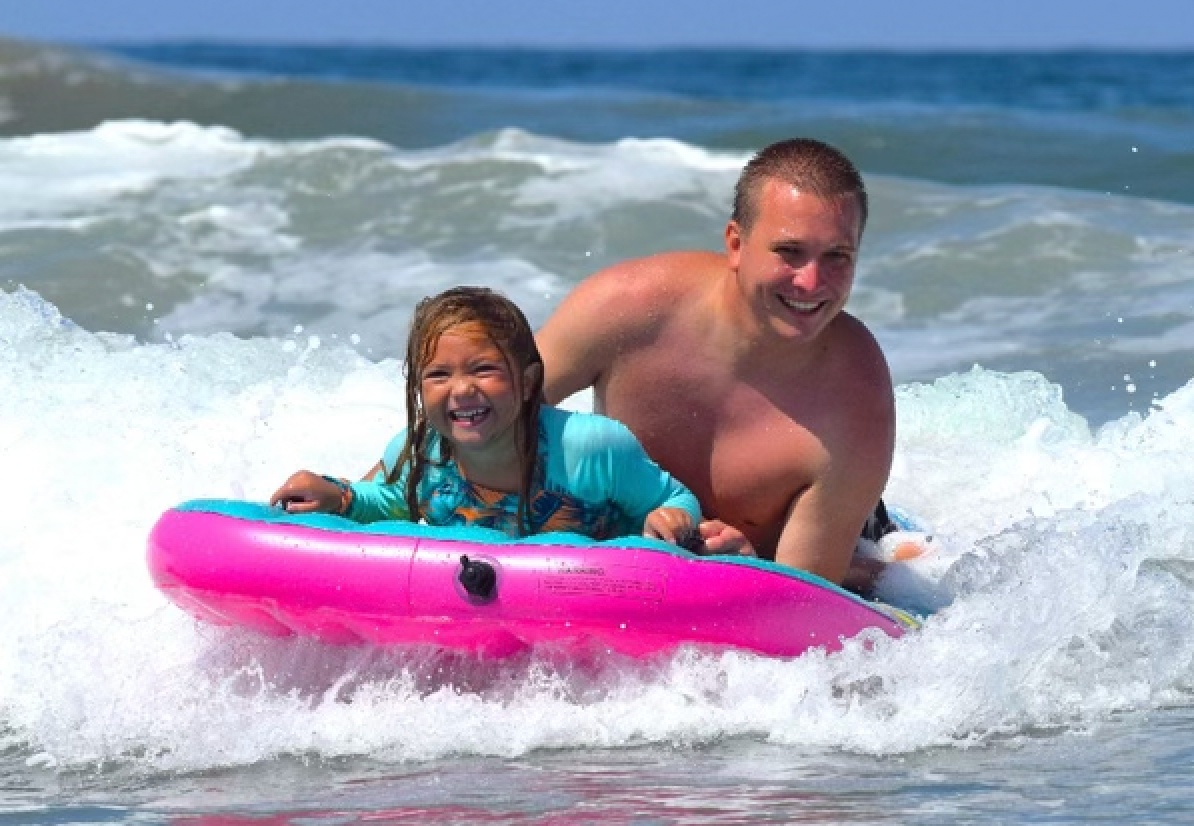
[2,38,1194,824]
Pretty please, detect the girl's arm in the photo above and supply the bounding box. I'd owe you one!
[346,426,415,522]
[345,478,411,522]
[561,412,702,543]
[602,425,702,531]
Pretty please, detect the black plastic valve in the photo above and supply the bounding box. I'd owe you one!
[458,555,497,600]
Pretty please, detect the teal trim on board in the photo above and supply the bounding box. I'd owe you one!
[172,498,903,619]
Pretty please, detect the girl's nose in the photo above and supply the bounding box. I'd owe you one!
[450,375,479,395]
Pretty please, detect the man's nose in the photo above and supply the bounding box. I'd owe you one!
[791,259,823,290]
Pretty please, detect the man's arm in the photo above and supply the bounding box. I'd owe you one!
[775,331,895,586]
[773,453,889,586]
[537,263,640,405]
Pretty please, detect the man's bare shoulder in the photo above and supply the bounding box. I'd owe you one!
[538,250,724,403]
[819,312,895,461]
[576,250,723,303]
[829,312,894,392]
[547,250,723,346]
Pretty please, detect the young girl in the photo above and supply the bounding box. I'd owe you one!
[270,286,700,545]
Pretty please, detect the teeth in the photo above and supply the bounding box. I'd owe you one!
[449,408,489,423]
[778,295,822,312]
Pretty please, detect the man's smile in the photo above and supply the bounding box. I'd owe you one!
[777,294,826,314]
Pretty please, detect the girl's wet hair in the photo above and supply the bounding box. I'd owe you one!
[388,286,545,535]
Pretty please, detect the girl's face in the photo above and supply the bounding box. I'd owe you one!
[418,323,535,461]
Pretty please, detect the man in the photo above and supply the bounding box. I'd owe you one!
[536,138,894,592]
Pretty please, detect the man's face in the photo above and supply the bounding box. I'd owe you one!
[726,179,861,343]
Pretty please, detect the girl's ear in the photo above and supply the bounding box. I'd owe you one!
[522,363,544,402]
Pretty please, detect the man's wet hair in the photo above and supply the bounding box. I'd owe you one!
[731,138,868,238]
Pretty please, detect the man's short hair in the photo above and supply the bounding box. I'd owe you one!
[732,138,868,238]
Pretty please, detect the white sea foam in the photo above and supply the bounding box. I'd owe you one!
[0,121,262,220]
[3,287,1194,772]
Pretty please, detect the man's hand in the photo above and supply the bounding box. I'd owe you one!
[841,554,886,599]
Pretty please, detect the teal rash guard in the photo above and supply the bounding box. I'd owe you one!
[346,405,701,539]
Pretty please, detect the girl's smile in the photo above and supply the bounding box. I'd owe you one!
[447,406,493,426]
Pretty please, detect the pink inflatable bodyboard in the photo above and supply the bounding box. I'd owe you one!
[148,500,917,659]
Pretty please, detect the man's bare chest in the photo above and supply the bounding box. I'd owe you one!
[602,357,826,521]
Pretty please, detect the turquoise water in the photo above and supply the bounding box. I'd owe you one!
[3,37,1194,824]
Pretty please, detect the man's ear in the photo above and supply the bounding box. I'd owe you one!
[523,362,544,401]
[725,220,743,269]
